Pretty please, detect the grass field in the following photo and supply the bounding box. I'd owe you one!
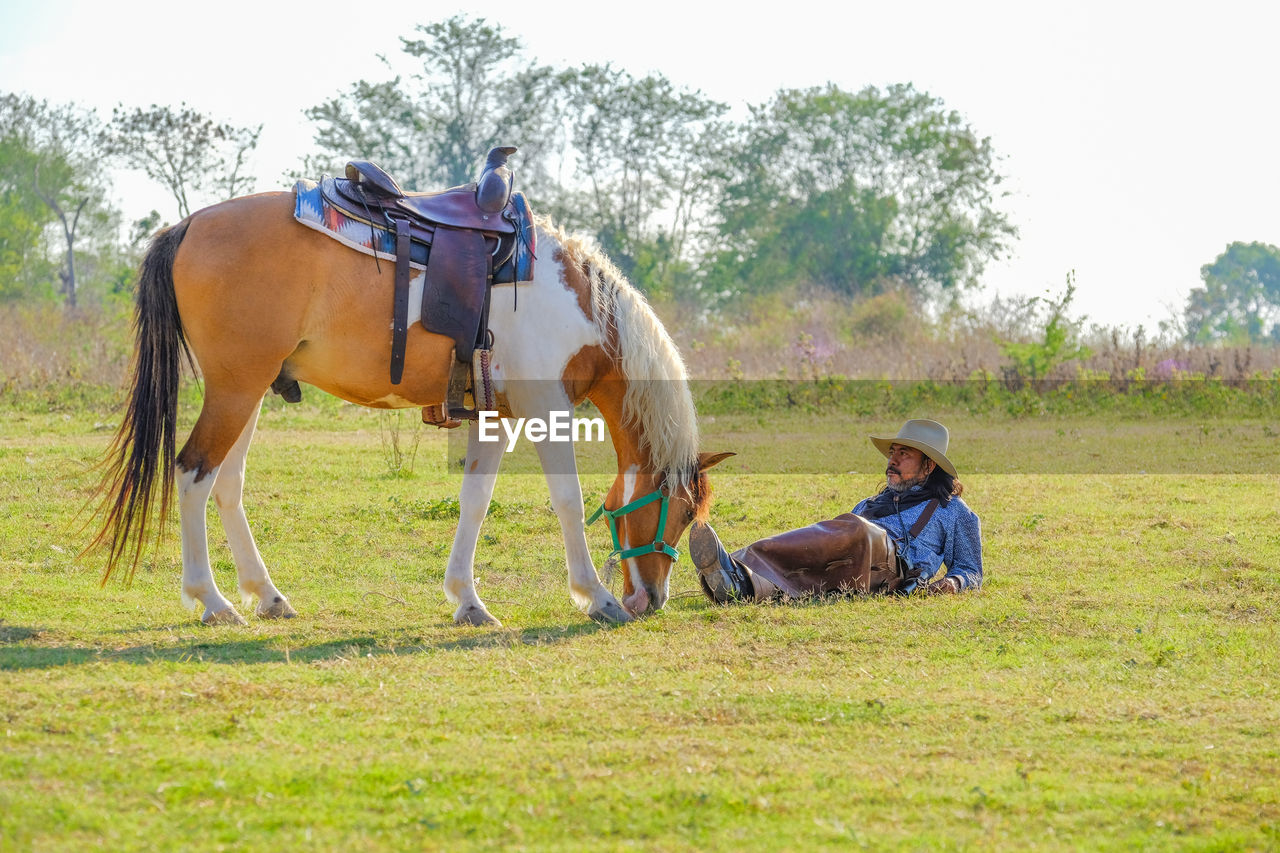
[2,394,1278,850]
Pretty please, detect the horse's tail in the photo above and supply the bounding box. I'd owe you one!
[85,221,194,583]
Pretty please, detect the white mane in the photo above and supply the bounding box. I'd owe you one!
[546,223,700,492]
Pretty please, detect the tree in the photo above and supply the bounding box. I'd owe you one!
[0,125,54,300]
[557,65,727,293]
[104,103,261,219]
[305,15,559,192]
[1184,242,1280,344]
[997,275,1092,388]
[0,94,110,306]
[704,83,1016,302]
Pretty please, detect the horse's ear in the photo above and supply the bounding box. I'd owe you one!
[696,451,735,473]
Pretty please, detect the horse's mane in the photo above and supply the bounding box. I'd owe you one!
[542,220,701,495]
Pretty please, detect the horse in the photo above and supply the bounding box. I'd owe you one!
[88,189,731,627]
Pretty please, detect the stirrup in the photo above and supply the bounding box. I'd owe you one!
[422,348,496,428]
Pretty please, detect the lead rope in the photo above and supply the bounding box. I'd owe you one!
[891,495,919,593]
[893,496,940,593]
[601,553,621,587]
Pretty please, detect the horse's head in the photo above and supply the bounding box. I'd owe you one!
[594,451,735,615]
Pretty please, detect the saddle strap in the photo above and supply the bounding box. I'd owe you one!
[390,216,412,385]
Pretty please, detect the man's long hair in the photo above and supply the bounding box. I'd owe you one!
[924,466,964,504]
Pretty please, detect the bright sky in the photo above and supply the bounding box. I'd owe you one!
[3,0,1277,331]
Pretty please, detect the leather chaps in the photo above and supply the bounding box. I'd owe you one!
[731,512,919,598]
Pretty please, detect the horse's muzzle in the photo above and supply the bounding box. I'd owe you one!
[622,580,668,615]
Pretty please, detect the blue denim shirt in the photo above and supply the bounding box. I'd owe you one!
[853,490,984,590]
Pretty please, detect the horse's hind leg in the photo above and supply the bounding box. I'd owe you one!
[176,386,269,625]
[211,400,296,619]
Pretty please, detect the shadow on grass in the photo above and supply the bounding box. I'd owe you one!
[0,619,613,671]
[0,621,42,644]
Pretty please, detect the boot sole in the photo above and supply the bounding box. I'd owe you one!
[689,525,738,604]
[688,525,724,573]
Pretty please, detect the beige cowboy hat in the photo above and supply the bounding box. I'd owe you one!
[869,418,958,478]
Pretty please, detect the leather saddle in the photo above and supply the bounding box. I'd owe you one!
[339,147,519,234]
[320,146,536,395]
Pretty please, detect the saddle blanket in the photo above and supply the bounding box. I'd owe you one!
[293,178,430,269]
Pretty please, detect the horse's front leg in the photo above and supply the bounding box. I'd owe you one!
[532,439,632,625]
[443,420,506,626]
[210,400,296,619]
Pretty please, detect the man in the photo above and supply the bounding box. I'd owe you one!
[689,419,982,602]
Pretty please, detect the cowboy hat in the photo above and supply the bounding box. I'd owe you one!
[869,418,957,478]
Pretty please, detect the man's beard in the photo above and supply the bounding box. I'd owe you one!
[886,468,927,493]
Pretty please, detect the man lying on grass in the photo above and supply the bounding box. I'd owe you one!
[690,419,982,602]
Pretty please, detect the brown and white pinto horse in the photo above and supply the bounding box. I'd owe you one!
[90,191,730,626]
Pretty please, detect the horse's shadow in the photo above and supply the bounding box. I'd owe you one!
[0,618,611,671]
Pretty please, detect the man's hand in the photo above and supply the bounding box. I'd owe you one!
[926,576,961,594]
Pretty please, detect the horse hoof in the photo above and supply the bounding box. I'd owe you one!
[588,600,633,625]
[454,603,501,627]
[256,597,297,619]
[202,606,247,626]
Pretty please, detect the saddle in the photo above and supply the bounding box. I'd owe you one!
[321,146,536,420]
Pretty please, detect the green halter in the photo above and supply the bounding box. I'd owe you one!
[586,488,680,562]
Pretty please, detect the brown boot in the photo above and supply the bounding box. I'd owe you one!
[689,523,755,603]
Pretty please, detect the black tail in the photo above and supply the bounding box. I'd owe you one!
[86,221,193,582]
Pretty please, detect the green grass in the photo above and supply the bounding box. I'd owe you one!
[2,397,1279,850]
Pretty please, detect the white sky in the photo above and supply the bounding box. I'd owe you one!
[3,0,1277,331]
